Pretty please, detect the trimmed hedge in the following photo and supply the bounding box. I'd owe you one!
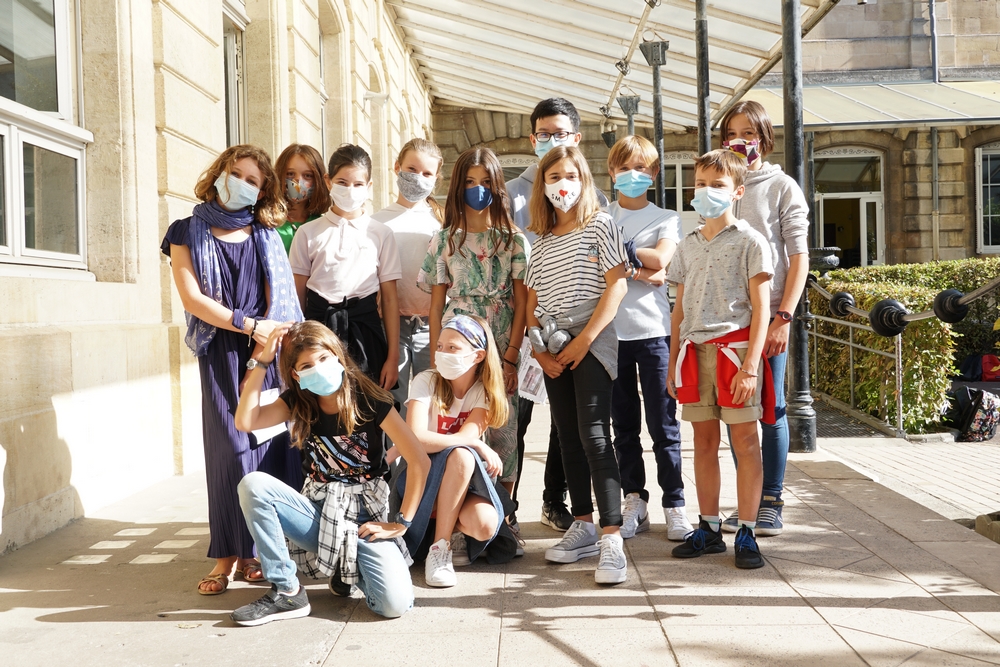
[811,277,955,434]
[824,257,1000,362]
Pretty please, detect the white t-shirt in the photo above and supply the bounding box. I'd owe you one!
[407,370,489,434]
[372,201,440,318]
[608,201,681,341]
[289,210,403,303]
[525,211,627,317]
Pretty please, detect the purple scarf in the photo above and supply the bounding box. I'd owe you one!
[183,200,302,356]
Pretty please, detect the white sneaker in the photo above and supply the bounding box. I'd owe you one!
[450,532,471,567]
[620,493,650,539]
[425,539,456,588]
[595,534,627,584]
[665,506,695,542]
[544,520,600,563]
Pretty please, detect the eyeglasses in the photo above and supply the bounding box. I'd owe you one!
[533,131,573,142]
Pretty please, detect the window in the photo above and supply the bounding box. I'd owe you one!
[815,148,884,269]
[0,0,90,271]
[977,143,1000,254]
[222,18,246,147]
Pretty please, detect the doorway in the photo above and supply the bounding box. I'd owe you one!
[820,195,884,268]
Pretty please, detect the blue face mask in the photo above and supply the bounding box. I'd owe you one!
[214,173,260,211]
[615,170,654,199]
[464,185,493,211]
[533,136,574,159]
[296,357,344,396]
[691,186,736,219]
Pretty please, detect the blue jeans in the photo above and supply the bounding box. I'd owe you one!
[727,350,789,497]
[611,337,685,508]
[393,315,432,420]
[237,472,414,618]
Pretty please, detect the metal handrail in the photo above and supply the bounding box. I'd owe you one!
[807,272,1000,337]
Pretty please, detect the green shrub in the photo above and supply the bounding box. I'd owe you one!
[810,278,955,434]
[824,257,1000,362]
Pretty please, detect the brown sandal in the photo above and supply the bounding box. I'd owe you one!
[197,573,229,595]
[235,561,266,583]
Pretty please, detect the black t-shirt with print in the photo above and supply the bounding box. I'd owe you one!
[280,389,394,484]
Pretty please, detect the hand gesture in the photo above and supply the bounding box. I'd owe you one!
[259,322,293,364]
[730,371,758,406]
[503,363,518,395]
[253,319,283,346]
[476,445,504,478]
[535,351,565,379]
[555,337,590,370]
[763,319,790,357]
[358,521,407,541]
[666,365,678,399]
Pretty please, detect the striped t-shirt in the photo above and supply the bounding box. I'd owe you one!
[525,211,627,316]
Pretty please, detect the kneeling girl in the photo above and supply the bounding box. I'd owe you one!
[231,321,430,625]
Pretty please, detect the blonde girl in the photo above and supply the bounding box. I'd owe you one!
[372,138,445,415]
[160,144,303,595]
[273,144,330,253]
[525,145,629,585]
[231,321,431,624]
[417,146,528,495]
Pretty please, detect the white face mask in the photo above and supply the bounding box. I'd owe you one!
[330,183,369,213]
[544,179,582,213]
[435,351,476,381]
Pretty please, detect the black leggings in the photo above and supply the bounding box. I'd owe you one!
[543,353,623,528]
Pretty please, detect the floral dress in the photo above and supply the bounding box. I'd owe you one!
[417,228,529,482]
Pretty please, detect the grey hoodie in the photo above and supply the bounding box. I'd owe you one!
[733,162,810,315]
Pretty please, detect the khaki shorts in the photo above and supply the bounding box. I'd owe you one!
[680,342,763,425]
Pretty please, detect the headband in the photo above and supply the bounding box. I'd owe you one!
[442,315,488,351]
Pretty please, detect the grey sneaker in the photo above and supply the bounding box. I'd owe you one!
[425,538,456,587]
[664,506,694,542]
[544,520,600,563]
[231,585,311,626]
[594,535,627,584]
[450,532,471,567]
[755,496,784,536]
[619,493,650,539]
[721,515,739,533]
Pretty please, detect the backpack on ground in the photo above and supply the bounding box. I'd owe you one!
[947,386,1000,442]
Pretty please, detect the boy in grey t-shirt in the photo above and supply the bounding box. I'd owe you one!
[665,150,773,570]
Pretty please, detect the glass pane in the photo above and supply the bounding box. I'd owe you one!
[0,0,58,111]
[865,201,878,265]
[815,156,881,194]
[681,165,695,211]
[23,142,78,255]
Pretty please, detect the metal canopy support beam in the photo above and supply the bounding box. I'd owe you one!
[640,40,669,208]
[783,0,817,454]
[696,0,711,155]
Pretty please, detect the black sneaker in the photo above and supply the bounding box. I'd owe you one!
[541,501,574,531]
[328,569,353,597]
[734,525,765,569]
[231,585,311,626]
[671,520,727,559]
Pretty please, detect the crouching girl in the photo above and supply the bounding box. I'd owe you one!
[231,321,430,625]
[387,314,517,588]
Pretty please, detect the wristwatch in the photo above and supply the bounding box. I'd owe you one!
[393,511,412,529]
[776,310,793,322]
[245,358,270,371]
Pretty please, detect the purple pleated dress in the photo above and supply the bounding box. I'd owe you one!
[162,220,303,559]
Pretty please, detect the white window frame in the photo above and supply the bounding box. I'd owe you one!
[0,99,92,272]
[815,147,885,268]
[661,152,699,237]
[975,142,1000,254]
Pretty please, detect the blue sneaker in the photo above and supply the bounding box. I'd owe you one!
[734,526,765,569]
[671,520,726,559]
[721,515,739,533]
[755,496,784,536]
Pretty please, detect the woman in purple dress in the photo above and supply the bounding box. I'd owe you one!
[161,144,303,594]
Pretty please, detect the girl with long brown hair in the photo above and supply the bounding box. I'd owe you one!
[273,144,330,253]
[160,144,303,595]
[231,321,430,625]
[417,146,528,500]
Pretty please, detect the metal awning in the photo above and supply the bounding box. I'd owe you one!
[743,81,1000,130]
[386,0,840,132]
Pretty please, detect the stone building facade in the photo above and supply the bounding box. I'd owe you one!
[0,0,430,551]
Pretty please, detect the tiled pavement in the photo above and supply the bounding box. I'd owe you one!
[2,411,1000,666]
